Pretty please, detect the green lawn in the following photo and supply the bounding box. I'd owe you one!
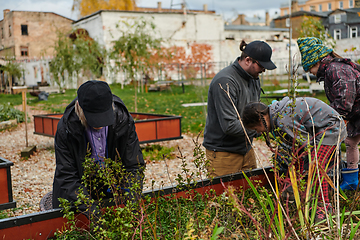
[0,82,330,135]
[1,84,209,134]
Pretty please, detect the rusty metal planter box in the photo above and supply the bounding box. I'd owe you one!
[33,113,182,144]
[0,157,16,210]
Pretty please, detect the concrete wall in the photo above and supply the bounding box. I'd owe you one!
[224,29,287,42]
[73,10,298,83]
[22,59,51,86]
[74,11,225,83]
[72,13,104,45]
[74,11,224,61]
[334,37,360,60]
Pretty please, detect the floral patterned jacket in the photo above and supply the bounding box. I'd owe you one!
[317,55,360,137]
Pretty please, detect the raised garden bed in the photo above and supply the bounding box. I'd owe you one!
[0,157,16,210]
[33,112,182,144]
[0,166,274,240]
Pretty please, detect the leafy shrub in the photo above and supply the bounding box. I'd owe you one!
[0,103,25,123]
[54,134,360,239]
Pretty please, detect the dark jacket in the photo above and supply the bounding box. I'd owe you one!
[270,97,347,146]
[317,55,360,137]
[203,57,260,154]
[52,95,145,211]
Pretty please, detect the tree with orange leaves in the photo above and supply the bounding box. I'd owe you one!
[187,43,213,63]
[72,0,137,17]
[148,43,213,81]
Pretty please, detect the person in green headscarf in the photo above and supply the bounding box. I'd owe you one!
[297,37,360,191]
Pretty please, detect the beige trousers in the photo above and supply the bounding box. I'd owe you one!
[206,148,257,178]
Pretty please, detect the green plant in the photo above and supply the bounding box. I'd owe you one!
[209,223,225,240]
[54,138,242,239]
[50,29,105,90]
[141,144,174,161]
[298,16,335,49]
[110,17,162,112]
[219,66,360,239]
[0,210,9,219]
[0,57,23,92]
[0,103,25,123]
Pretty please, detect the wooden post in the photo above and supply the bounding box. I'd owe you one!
[22,91,28,147]
[0,72,3,93]
[9,74,12,94]
[12,86,29,148]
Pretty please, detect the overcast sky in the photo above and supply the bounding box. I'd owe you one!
[0,0,287,21]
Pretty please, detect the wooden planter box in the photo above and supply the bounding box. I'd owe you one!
[0,157,16,210]
[33,113,182,144]
[0,166,274,240]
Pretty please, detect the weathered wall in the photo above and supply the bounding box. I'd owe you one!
[334,38,360,59]
[0,11,73,59]
[74,10,296,82]
[74,11,224,62]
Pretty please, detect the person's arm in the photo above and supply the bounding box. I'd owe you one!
[53,130,94,215]
[327,65,358,119]
[212,78,257,138]
[120,118,145,203]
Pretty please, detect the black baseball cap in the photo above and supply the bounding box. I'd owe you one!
[242,40,277,70]
[77,80,115,128]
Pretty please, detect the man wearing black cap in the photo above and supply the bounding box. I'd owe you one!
[203,40,276,177]
[52,80,145,216]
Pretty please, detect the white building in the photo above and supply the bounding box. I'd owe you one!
[73,9,295,83]
[73,10,223,58]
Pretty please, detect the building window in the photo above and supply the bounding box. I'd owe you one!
[9,25,11,37]
[350,27,357,38]
[339,1,344,8]
[20,46,28,56]
[334,14,342,23]
[300,7,303,10]
[21,25,28,35]
[349,0,354,8]
[334,29,341,40]
[319,4,322,11]
[310,5,316,11]
[225,34,235,40]
[284,9,288,15]
[328,3,332,10]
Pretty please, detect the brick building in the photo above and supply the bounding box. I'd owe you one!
[273,10,328,39]
[0,9,73,59]
[280,0,360,16]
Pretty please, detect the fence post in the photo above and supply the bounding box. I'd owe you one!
[200,63,203,86]
[204,63,207,81]
[181,64,185,93]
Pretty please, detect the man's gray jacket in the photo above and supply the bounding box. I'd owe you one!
[203,57,260,155]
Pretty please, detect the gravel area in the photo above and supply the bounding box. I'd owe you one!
[0,106,272,217]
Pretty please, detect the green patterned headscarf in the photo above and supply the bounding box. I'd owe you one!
[297,37,333,72]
